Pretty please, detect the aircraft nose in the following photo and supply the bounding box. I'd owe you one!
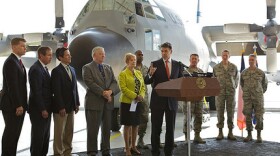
[68,28,134,87]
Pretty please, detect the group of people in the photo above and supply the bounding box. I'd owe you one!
[0,38,268,156]
[0,38,80,156]
[213,50,267,143]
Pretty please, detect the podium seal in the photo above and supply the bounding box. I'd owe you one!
[196,77,206,89]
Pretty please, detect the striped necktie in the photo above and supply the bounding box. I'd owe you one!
[66,65,72,81]
[45,66,50,77]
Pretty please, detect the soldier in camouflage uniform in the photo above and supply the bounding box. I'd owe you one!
[134,50,150,149]
[240,54,268,143]
[213,50,239,140]
[183,54,206,144]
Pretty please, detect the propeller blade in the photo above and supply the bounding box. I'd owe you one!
[267,0,276,19]
[266,48,278,73]
[224,24,250,34]
[249,24,263,32]
[55,0,65,28]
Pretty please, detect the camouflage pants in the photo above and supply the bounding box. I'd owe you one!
[243,94,264,131]
[215,94,236,129]
[183,101,203,133]
[138,96,149,137]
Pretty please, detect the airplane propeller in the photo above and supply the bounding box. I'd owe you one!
[223,0,278,73]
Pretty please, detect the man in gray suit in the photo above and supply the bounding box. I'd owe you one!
[82,46,120,156]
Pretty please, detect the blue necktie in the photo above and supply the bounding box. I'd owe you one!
[98,64,105,79]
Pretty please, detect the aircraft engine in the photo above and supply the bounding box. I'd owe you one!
[68,27,135,87]
[223,0,279,73]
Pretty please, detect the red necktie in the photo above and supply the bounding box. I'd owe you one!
[165,60,170,80]
[19,59,24,72]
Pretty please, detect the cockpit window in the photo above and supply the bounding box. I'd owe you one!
[114,0,135,14]
[73,0,165,28]
[135,2,144,17]
[152,6,165,21]
[141,0,165,21]
[144,5,156,19]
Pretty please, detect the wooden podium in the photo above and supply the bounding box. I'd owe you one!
[155,77,220,156]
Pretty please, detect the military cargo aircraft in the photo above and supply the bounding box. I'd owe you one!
[0,0,213,131]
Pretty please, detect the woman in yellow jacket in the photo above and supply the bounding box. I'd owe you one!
[119,53,146,156]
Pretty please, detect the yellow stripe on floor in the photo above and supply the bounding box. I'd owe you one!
[110,132,121,141]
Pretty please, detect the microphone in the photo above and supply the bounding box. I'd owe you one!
[179,61,189,69]
[179,61,192,77]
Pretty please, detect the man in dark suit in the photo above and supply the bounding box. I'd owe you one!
[145,42,183,156]
[82,46,120,156]
[51,47,80,155]
[28,46,53,156]
[0,37,27,156]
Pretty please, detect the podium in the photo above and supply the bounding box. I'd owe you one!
[155,77,220,156]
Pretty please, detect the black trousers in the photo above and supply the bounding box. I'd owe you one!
[151,106,176,156]
[1,111,25,156]
[29,111,51,156]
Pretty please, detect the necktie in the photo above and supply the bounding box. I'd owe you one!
[45,66,50,77]
[66,66,72,81]
[19,59,24,72]
[98,64,105,79]
[165,60,170,80]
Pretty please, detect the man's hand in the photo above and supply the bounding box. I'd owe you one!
[16,106,24,116]
[103,90,113,103]
[149,63,157,76]
[103,90,112,98]
[41,110,49,119]
[75,106,79,114]
[59,108,66,117]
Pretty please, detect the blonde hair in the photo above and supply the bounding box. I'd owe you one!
[124,53,136,64]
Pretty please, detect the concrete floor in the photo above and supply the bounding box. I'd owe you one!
[1,109,280,155]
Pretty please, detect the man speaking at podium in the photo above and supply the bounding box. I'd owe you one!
[145,42,183,156]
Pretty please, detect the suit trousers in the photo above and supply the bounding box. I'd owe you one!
[53,111,74,156]
[151,106,176,156]
[85,109,112,155]
[1,111,25,156]
[29,111,51,156]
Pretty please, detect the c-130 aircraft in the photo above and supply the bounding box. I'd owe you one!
[0,0,214,131]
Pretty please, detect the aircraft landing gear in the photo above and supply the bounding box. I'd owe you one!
[276,82,280,86]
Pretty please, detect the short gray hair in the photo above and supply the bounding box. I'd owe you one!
[92,46,104,57]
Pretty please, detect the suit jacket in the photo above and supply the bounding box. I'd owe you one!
[28,60,52,113]
[119,68,145,103]
[0,53,27,112]
[144,58,183,111]
[82,61,120,111]
[51,63,80,113]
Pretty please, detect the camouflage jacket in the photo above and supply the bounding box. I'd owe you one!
[135,64,149,95]
[240,67,268,95]
[213,62,239,95]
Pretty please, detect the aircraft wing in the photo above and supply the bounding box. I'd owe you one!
[202,26,260,56]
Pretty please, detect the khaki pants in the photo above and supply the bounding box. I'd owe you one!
[53,111,74,156]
